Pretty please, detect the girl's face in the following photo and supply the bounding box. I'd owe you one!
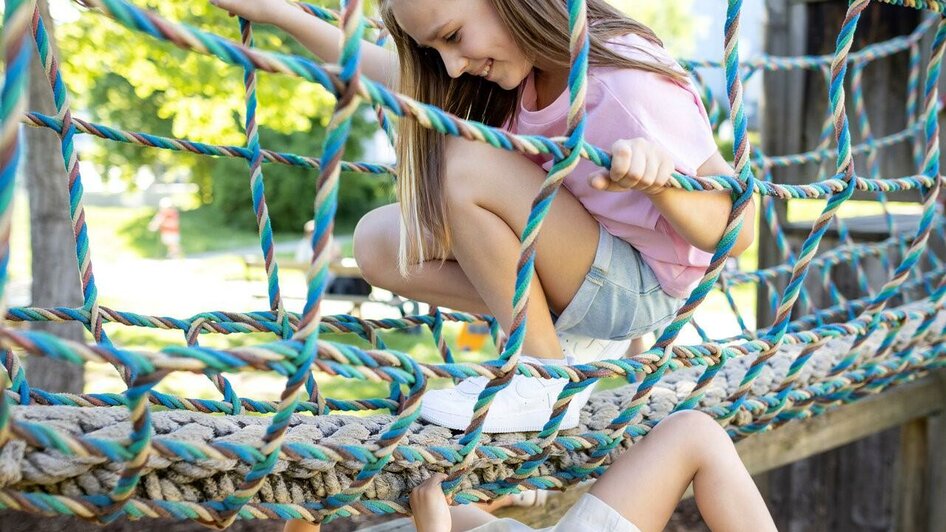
[390,0,533,90]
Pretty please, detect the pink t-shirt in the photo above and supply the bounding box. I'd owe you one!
[508,33,718,298]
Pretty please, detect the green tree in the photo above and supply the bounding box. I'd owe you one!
[611,0,708,56]
[52,0,392,227]
[58,2,341,143]
[211,117,393,233]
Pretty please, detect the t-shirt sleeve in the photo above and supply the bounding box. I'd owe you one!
[595,35,719,176]
[637,73,719,175]
[598,68,719,176]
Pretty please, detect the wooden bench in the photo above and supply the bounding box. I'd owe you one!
[242,255,418,317]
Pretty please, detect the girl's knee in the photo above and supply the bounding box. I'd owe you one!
[656,410,727,445]
[659,410,732,461]
[353,206,399,287]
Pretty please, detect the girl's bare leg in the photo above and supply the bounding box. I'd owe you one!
[590,410,775,532]
[625,336,646,357]
[283,520,319,532]
[354,137,601,359]
[354,204,489,314]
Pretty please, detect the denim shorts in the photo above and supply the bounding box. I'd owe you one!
[553,225,684,341]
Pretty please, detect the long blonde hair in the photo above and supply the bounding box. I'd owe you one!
[381,0,685,275]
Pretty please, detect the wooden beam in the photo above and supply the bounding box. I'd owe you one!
[735,371,946,474]
[930,413,946,532]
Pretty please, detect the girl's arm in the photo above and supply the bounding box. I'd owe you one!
[409,473,455,532]
[210,0,399,90]
[648,151,756,256]
[590,139,756,256]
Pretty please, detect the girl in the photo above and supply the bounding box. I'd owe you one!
[284,410,777,531]
[208,0,756,432]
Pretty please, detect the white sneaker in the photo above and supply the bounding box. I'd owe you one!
[419,357,595,433]
[557,331,631,365]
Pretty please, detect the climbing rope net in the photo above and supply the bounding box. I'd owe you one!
[0,0,944,527]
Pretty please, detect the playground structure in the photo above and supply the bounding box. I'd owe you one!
[0,0,944,529]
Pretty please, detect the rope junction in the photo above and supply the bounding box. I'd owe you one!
[0,0,944,527]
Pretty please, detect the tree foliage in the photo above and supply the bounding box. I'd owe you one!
[612,0,708,56]
[50,0,392,229]
[57,1,339,143]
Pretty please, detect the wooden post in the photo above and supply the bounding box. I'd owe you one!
[930,413,946,532]
[757,0,806,328]
[759,1,925,530]
[895,418,930,532]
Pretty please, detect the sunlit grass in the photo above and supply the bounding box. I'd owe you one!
[85,321,501,415]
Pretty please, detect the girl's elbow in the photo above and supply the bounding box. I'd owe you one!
[729,197,757,257]
[731,225,756,257]
[697,226,753,255]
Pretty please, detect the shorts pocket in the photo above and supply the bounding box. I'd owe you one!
[569,279,640,341]
[628,288,684,337]
[553,269,604,334]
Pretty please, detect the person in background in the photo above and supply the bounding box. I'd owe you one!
[148,197,182,259]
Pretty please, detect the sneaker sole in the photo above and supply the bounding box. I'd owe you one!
[419,407,582,433]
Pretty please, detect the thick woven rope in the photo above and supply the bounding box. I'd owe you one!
[0,0,944,528]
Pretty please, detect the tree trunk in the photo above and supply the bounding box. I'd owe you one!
[0,2,87,529]
[24,0,84,394]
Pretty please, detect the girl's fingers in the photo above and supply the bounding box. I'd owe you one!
[655,161,675,193]
[590,172,611,190]
[609,140,632,183]
[592,140,677,193]
[621,152,646,189]
[642,156,666,194]
[640,153,659,190]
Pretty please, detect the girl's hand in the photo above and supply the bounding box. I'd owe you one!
[409,473,452,532]
[589,138,675,196]
[209,0,292,24]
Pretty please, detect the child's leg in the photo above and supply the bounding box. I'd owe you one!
[354,137,601,359]
[354,203,490,314]
[283,519,319,532]
[625,336,646,357]
[589,410,775,532]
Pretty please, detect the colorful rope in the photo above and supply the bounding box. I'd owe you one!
[0,0,943,527]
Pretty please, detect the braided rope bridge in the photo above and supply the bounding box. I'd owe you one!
[0,0,945,528]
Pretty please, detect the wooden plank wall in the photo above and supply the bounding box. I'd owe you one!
[759,4,934,530]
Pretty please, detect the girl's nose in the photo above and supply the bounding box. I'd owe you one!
[442,51,468,79]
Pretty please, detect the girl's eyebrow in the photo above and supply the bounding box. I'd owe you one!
[421,21,449,47]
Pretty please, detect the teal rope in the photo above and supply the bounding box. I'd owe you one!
[0,0,943,526]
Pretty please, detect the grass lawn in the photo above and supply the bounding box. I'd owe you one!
[89,204,293,260]
[86,320,503,411]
